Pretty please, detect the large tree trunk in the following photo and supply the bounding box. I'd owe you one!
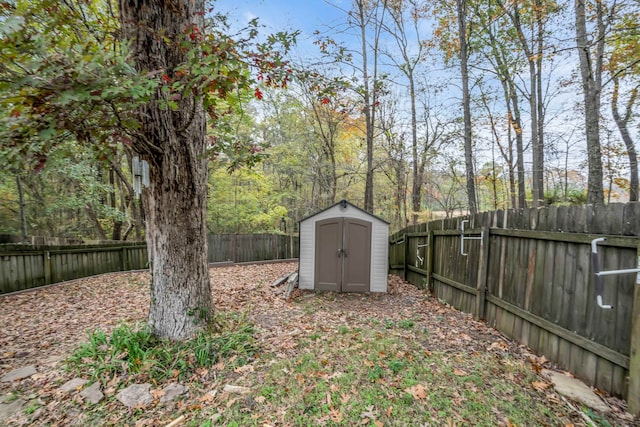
[119,0,212,340]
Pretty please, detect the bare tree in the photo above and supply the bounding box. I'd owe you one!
[382,0,430,222]
[575,0,608,205]
[610,77,639,201]
[456,0,478,214]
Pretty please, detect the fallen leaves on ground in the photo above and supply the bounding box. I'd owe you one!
[404,384,428,400]
[0,262,636,426]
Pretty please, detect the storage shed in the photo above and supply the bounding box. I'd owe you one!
[298,200,389,293]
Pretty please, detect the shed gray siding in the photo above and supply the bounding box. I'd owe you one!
[298,203,389,292]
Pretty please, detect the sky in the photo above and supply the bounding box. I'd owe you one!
[214,0,347,38]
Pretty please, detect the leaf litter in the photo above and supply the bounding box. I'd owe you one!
[0,262,637,426]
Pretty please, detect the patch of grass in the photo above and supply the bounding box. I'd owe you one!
[302,303,315,315]
[24,402,41,415]
[207,327,575,427]
[60,306,578,427]
[397,319,414,329]
[66,311,255,384]
[309,332,322,340]
[5,392,20,403]
[388,358,407,374]
[583,407,613,427]
[367,364,384,382]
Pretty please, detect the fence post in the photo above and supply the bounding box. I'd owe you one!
[403,234,409,281]
[43,250,51,285]
[290,234,294,259]
[121,247,128,271]
[474,227,490,320]
[628,242,640,416]
[426,231,434,291]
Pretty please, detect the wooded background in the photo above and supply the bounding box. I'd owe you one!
[2,0,638,242]
[390,202,640,411]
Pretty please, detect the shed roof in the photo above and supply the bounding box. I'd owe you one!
[299,199,390,225]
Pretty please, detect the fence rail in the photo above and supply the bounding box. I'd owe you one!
[389,202,640,415]
[207,234,298,263]
[1,234,299,294]
[0,242,148,294]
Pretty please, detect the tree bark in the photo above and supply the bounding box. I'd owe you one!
[15,174,28,241]
[481,16,526,209]
[353,0,381,213]
[119,0,212,340]
[457,0,477,215]
[85,205,109,240]
[109,168,123,240]
[384,0,424,224]
[611,78,638,201]
[410,72,420,224]
[575,0,605,206]
[495,0,546,207]
[535,0,546,205]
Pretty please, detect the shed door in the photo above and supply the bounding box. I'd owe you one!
[314,217,371,292]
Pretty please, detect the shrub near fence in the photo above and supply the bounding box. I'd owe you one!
[0,234,299,295]
[389,202,640,415]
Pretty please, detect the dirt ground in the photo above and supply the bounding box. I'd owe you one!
[0,262,637,426]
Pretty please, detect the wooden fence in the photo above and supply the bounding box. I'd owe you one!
[1,234,299,294]
[389,202,640,414]
[207,234,298,263]
[0,242,148,294]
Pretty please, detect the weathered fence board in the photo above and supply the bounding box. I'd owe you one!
[1,233,299,294]
[206,234,297,263]
[0,243,148,294]
[389,202,640,413]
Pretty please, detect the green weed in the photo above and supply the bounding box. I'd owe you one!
[66,311,255,384]
[24,402,41,415]
[388,358,407,374]
[397,319,415,329]
[367,364,384,382]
